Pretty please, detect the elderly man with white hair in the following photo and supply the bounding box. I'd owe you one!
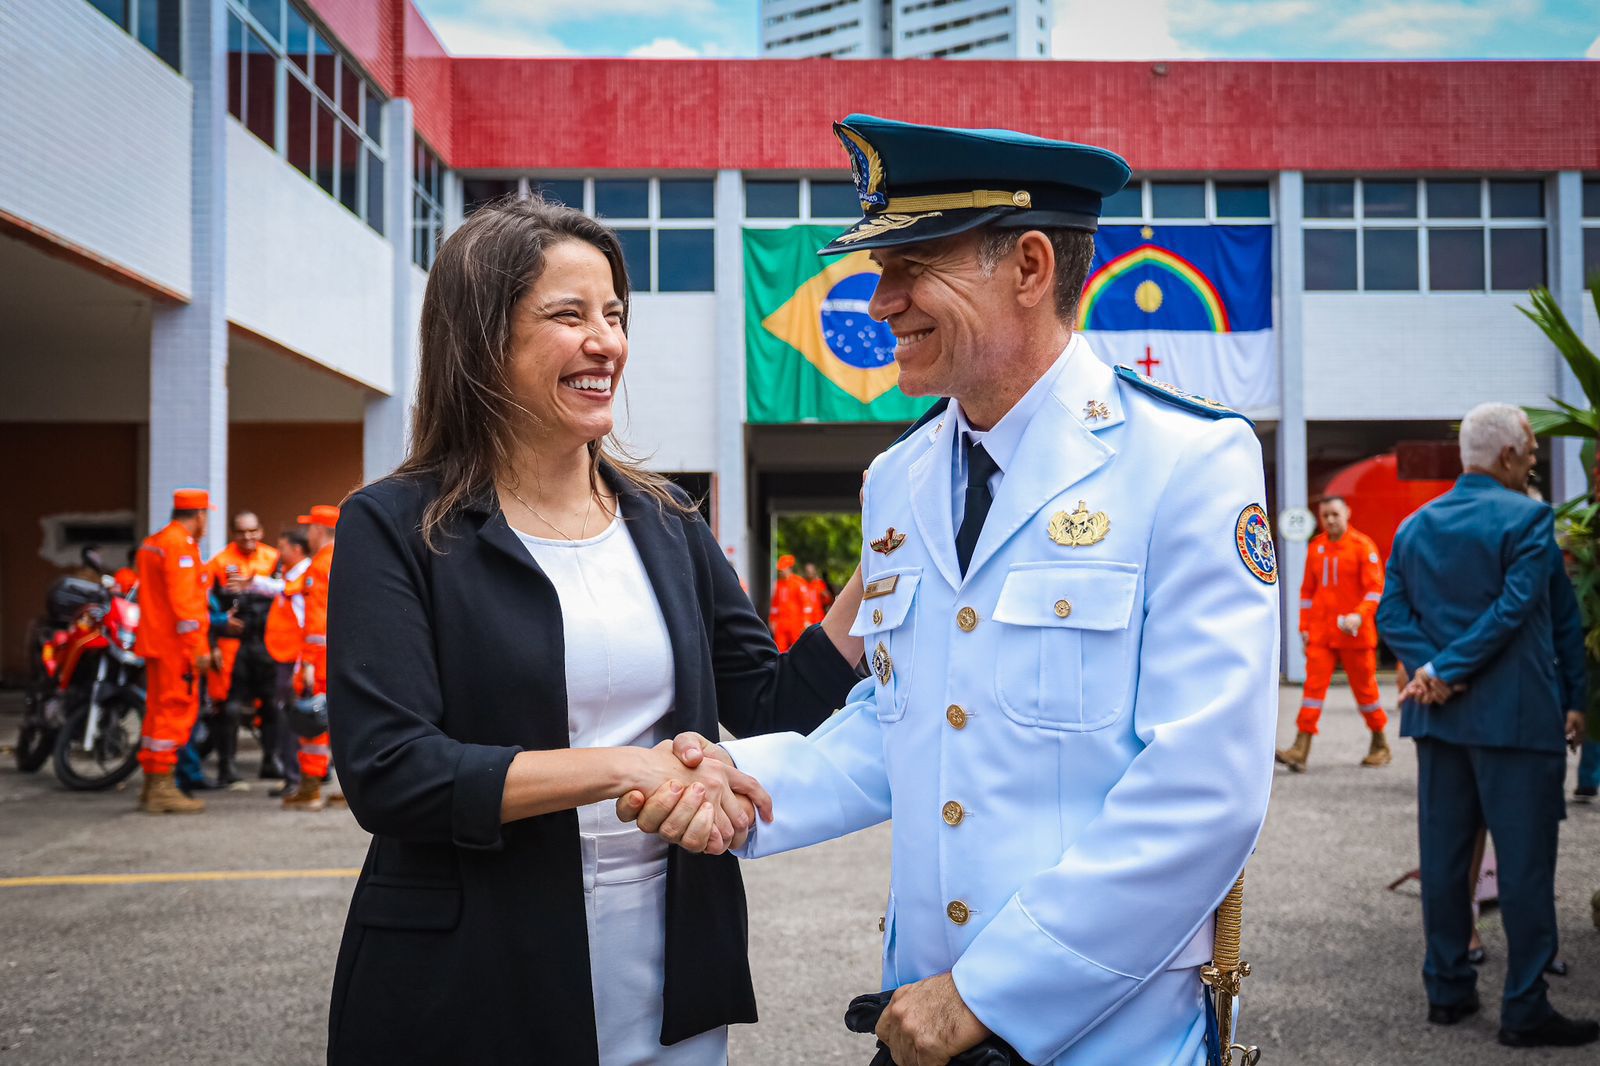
[1377,402,1595,1049]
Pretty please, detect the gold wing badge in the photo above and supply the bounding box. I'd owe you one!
[870,527,908,555]
[1047,501,1111,548]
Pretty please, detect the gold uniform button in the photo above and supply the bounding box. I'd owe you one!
[1012,189,1032,208]
[956,606,979,632]
[946,704,968,729]
[947,900,970,925]
[1054,598,1072,618]
[942,800,965,826]
[872,608,883,626]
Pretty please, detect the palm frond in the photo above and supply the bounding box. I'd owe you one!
[1518,288,1600,408]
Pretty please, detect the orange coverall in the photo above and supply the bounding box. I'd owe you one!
[264,559,310,667]
[809,577,834,613]
[1298,527,1387,734]
[768,574,818,652]
[297,542,334,778]
[206,542,280,702]
[134,523,212,774]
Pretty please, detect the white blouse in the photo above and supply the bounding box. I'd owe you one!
[515,515,727,1066]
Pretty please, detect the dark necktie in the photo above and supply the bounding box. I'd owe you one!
[956,440,998,577]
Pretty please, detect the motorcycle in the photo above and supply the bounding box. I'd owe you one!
[20,548,146,789]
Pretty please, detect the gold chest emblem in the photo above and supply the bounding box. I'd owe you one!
[1048,500,1111,548]
[871,641,893,685]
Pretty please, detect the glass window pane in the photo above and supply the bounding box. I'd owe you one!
[1304,230,1357,290]
[1150,182,1204,218]
[365,150,385,235]
[810,180,860,218]
[1490,228,1546,290]
[1489,180,1543,219]
[313,31,337,99]
[1214,182,1269,218]
[1585,229,1600,283]
[1426,180,1479,218]
[227,13,245,121]
[1363,228,1418,290]
[463,179,518,214]
[532,180,583,208]
[286,75,313,177]
[88,0,128,28]
[1585,181,1600,220]
[247,0,281,42]
[613,229,652,291]
[340,63,361,124]
[745,180,800,218]
[138,0,181,71]
[285,4,310,73]
[1362,180,1417,219]
[1100,184,1142,219]
[339,124,361,213]
[1427,228,1484,291]
[595,180,649,218]
[659,179,714,218]
[314,101,337,196]
[244,29,276,148]
[364,87,382,140]
[658,230,715,291]
[1304,180,1354,219]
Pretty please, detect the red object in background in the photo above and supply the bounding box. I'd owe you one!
[1319,453,1455,565]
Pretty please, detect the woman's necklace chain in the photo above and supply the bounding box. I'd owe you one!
[505,484,597,542]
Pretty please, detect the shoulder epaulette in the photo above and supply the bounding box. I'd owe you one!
[1114,366,1253,426]
[891,398,950,446]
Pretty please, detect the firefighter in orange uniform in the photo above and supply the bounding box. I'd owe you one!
[803,562,834,614]
[134,488,215,814]
[206,512,281,786]
[767,554,818,652]
[283,505,337,810]
[265,527,313,796]
[1278,495,1391,771]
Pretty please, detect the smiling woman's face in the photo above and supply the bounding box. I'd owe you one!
[506,239,628,451]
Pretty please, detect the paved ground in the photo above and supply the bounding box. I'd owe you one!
[0,682,1597,1064]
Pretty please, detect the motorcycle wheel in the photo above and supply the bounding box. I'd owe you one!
[53,694,143,791]
[14,721,54,772]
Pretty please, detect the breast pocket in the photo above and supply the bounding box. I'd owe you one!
[992,561,1141,731]
[850,568,922,723]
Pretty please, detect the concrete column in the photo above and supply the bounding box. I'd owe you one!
[363,99,418,483]
[1551,171,1587,504]
[148,0,227,553]
[1275,172,1308,683]
[713,169,749,582]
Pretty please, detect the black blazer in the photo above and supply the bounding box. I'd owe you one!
[325,472,858,1065]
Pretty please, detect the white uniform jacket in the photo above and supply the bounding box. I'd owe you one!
[726,337,1279,1065]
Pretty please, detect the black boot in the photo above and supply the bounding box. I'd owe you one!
[257,701,286,780]
[214,704,246,790]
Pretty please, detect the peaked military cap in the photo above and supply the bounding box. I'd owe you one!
[821,113,1131,256]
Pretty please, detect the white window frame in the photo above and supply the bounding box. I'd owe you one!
[1101,178,1275,226]
[1301,177,1550,294]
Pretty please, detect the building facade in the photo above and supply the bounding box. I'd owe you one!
[3,0,1599,682]
[761,0,1053,59]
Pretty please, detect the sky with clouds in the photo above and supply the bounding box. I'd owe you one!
[414,0,1600,60]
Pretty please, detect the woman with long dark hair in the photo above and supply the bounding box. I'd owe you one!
[325,198,864,1064]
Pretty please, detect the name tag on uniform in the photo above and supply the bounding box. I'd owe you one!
[864,575,899,599]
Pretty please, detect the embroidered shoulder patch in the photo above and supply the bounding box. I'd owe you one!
[1114,365,1253,425]
[1235,504,1277,584]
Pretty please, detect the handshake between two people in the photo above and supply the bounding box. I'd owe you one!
[616,732,761,856]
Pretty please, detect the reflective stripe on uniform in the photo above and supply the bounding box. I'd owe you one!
[1358,703,1384,712]
[1364,592,1382,602]
[300,743,331,757]
[176,620,200,634]
[141,736,180,751]
[304,634,327,646]
[1299,599,1314,608]
[1300,698,1324,709]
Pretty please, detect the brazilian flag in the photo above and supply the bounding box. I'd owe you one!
[745,225,935,424]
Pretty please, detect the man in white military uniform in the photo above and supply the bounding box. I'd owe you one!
[621,114,1279,1066]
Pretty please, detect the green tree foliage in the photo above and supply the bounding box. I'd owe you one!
[773,512,862,590]
[1521,278,1600,734]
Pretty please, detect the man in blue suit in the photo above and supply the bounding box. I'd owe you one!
[1377,402,1595,1049]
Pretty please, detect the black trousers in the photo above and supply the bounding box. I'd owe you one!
[1415,736,1565,1030]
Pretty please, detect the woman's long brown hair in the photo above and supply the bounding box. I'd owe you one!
[392,196,689,551]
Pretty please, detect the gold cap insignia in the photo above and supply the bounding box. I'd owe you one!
[870,527,908,555]
[1048,501,1111,548]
